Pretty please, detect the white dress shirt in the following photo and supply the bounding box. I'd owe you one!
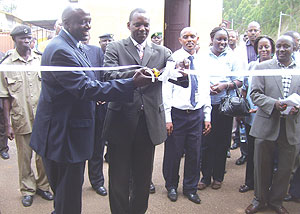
[162,48,212,123]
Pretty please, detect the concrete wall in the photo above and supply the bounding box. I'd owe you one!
[191,0,223,51]
[81,0,223,49]
[82,0,165,46]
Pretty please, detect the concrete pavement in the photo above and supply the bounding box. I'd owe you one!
[0,140,299,214]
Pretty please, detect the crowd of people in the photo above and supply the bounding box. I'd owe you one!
[0,4,300,214]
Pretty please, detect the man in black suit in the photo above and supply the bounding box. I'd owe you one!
[103,8,188,214]
[30,6,153,214]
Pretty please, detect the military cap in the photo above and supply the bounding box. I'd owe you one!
[10,25,32,37]
[151,32,162,39]
[99,33,114,40]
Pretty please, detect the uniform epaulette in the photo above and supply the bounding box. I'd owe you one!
[33,49,43,56]
[0,51,12,64]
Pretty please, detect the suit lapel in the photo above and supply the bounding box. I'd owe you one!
[273,76,284,97]
[269,59,284,97]
[141,43,152,66]
[60,30,94,78]
[124,38,142,64]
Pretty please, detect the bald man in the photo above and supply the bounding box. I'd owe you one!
[162,27,211,204]
[30,5,153,214]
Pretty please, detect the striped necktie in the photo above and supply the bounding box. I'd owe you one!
[136,44,144,60]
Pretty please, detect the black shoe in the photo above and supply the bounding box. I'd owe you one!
[239,184,253,193]
[231,141,240,150]
[0,151,9,160]
[235,155,247,165]
[36,188,54,200]
[94,186,107,196]
[184,192,201,204]
[167,188,177,202]
[22,195,33,207]
[149,182,155,194]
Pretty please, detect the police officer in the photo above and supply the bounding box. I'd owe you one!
[99,33,114,53]
[0,25,53,207]
[151,32,163,45]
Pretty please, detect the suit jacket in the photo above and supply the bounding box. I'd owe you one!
[250,58,300,145]
[102,37,173,145]
[83,44,104,80]
[30,30,136,163]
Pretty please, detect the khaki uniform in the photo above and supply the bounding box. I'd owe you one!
[0,99,8,153]
[0,49,49,196]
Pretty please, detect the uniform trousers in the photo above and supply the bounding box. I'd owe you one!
[163,107,203,194]
[201,104,233,184]
[108,112,154,214]
[88,104,107,189]
[252,119,298,208]
[43,158,85,214]
[0,105,8,153]
[15,133,49,195]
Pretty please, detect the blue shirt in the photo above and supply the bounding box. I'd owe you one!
[246,40,257,63]
[201,48,243,105]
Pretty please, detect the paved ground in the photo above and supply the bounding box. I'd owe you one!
[0,140,299,214]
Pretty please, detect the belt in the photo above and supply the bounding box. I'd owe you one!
[172,107,200,114]
[280,114,287,119]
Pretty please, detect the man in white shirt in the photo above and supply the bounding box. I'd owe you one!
[162,27,212,204]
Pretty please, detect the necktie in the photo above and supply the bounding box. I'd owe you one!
[79,44,88,59]
[136,44,144,60]
[188,55,198,107]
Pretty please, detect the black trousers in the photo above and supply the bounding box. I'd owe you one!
[201,104,233,184]
[244,123,255,188]
[108,112,154,214]
[163,107,203,194]
[88,104,107,189]
[43,158,85,214]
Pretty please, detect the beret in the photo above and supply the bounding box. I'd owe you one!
[151,32,162,38]
[99,33,114,39]
[10,25,32,37]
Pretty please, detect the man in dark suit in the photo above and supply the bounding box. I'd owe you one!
[245,35,300,214]
[103,8,187,214]
[30,6,153,214]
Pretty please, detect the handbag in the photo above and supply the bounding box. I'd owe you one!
[219,81,250,117]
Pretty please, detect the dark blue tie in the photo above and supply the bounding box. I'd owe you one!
[188,55,198,107]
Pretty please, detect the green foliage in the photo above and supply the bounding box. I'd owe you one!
[223,0,300,39]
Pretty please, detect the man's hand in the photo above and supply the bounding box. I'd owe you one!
[166,122,173,136]
[289,106,299,115]
[175,59,190,70]
[6,125,14,140]
[203,121,211,136]
[275,101,287,112]
[132,68,156,87]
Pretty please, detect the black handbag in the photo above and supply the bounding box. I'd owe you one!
[219,82,250,117]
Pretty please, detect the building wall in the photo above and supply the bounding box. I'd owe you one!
[83,0,165,46]
[191,0,223,51]
[80,0,223,50]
